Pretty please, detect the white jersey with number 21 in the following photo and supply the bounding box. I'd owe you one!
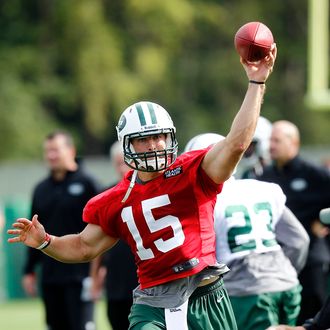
[214,178,285,264]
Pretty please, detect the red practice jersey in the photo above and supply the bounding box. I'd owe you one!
[83,149,223,289]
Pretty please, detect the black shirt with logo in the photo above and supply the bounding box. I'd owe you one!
[257,155,330,264]
[24,167,101,284]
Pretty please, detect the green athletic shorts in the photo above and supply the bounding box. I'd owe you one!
[128,276,238,330]
[229,284,302,330]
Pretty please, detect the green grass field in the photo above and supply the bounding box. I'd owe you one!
[0,298,111,330]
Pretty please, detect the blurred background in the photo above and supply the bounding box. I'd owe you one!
[0,0,329,305]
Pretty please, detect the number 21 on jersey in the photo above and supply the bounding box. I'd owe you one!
[226,202,278,253]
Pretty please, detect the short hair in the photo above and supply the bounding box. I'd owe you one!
[273,120,300,144]
[45,130,75,147]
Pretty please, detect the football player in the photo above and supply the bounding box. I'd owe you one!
[185,133,310,330]
[7,45,276,330]
[237,116,272,179]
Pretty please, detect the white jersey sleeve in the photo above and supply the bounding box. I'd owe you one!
[214,179,286,264]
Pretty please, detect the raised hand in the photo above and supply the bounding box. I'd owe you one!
[7,214,46,249]
[242,43,277,83]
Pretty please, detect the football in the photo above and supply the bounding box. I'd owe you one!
[234,22,274,62]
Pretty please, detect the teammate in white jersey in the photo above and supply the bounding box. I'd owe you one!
[185,133,310,330]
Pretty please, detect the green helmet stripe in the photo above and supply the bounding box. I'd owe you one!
[136,102,158,126]
[135,103,146,126]
[147,102,157,124]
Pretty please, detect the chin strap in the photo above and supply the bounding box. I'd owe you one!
[121,170,138,203]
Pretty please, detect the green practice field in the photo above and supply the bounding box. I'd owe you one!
[0,298,111,330]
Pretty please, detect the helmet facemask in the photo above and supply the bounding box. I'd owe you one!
[117,102,178,173]
[123,129,177,172]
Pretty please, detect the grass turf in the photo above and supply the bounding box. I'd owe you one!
[0,298,111,330]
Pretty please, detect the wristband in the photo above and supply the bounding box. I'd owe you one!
[36,233,52,250]
[249,80,265,85]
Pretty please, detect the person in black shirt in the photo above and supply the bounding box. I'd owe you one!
[22,131,101,330]
[257,120,330,324]
[91,141,138,330]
